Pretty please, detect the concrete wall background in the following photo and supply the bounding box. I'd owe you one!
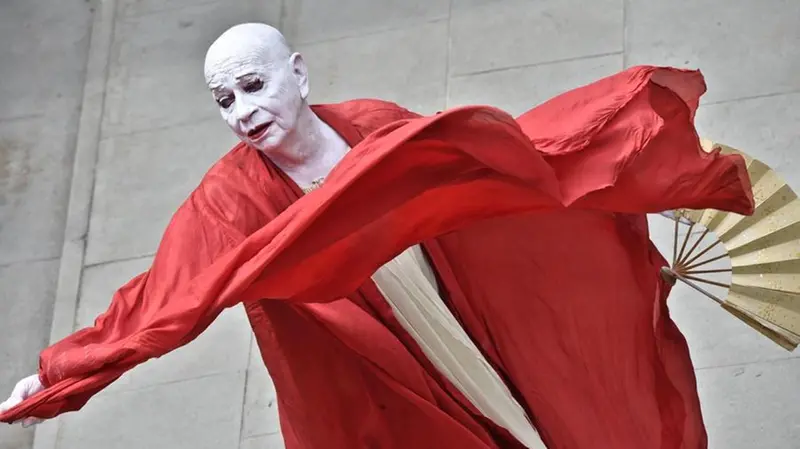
[1,0,798,448]
[1,1,93,447]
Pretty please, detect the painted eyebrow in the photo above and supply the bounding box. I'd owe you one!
[235,72,258,80]
[210,86,228,95]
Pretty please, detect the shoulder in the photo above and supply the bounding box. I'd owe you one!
[205,141,258,178]
[340,98,421,119]
[316,98,422,134]
[186,142,280,230]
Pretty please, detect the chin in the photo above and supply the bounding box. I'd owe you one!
[251,135,285,152]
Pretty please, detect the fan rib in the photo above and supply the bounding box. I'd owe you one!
[680,239,724,269]
[678,227,711,267]
[676,223,696,264]
[684,268,732,275]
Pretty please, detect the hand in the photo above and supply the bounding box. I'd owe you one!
[0,374,45,427]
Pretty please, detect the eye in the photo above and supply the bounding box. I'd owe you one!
[243,79,264,93]
[217,96,234,108]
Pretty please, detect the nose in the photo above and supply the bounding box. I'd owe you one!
[234,96,258,123]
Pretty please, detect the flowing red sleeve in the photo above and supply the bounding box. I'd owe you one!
[6,167,273,419]
[0,66,754,423]
[516,67,751,211]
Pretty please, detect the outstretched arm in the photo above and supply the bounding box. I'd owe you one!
[0,171,271,421]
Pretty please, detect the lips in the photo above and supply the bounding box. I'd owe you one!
[246,122,272,140]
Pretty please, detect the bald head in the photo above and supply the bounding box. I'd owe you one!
[203,23,311,152]
[204,23,292,86]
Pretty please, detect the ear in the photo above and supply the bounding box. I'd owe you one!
[289,52,310,100]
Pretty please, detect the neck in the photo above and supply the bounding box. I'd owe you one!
[265,104,348,186]
[267,104,324,168]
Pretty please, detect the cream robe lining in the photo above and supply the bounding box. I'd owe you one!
[371,245,546,449]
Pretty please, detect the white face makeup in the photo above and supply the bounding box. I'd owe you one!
[204,24,309,152]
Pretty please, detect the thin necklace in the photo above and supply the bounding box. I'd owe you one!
[301,143,350,194]
[301,176,326,194]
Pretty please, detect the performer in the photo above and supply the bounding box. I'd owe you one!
[1,23,752,449]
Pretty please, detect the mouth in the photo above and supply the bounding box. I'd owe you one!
[246,122,272,140]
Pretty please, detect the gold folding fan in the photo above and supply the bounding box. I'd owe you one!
[660,139,800,351]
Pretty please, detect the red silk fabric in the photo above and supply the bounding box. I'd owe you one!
[2,66,752,449]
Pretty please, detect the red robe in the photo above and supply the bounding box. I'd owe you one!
[1,66,753,449]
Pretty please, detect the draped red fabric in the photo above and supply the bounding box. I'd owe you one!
[1,66,753,449]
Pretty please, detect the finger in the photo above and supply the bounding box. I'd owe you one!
[0,397,20,414]
[11,382,26,397]
[22,418,42,428]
